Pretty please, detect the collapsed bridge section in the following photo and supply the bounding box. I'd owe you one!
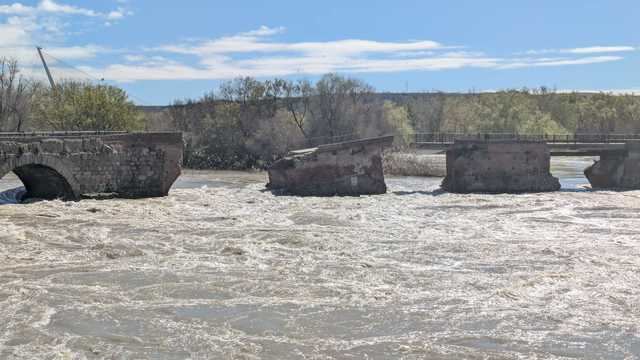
[267,136,394,196]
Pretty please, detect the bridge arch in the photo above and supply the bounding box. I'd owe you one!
[0,154,82,200]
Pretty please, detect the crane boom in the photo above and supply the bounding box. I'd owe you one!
[36,46,56,89]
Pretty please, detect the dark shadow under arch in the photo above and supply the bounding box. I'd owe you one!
[12,164,76,200]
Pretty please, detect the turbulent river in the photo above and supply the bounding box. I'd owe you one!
[1,157,640,359]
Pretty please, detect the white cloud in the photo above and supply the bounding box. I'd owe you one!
[0,3,33,15]
[524,46,636,55]
[87,27,623,82]
[159,37,444,57]
[124,54,145,62]
[0,22,634,84]
[107,10,124,20]
[80,52,623,82]
[240,25,285,37]
[0,1,127,65]
[45,45,108,60]
[154,25,444,57]
[1,44,109,68]
[0,1,131,19]
[0,20,31,46]
[499,56,623,69]
[38,0,97,17]
[565,46,635,54]
[107,7,133,21]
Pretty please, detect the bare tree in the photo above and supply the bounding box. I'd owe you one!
[310,73,375,139]
[283,79,313,139]
[0,57,37,131]
[169,92,217,133]
[264,78,286,117]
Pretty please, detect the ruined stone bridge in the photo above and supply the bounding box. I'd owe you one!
[0,132,183,200]
[412,133,640,192]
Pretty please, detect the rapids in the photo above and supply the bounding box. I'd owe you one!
[1,158,639,359]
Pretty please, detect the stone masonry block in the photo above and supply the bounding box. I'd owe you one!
[40,139,64,153]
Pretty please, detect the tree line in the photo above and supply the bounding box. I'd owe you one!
[3,56,640,169]
[0,57,142,133]
[167,74,413,169]
[401,88,640,135]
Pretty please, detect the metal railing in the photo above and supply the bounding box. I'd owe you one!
[5,130,638,146]
[413,132,640,144]
[0,131,128,137]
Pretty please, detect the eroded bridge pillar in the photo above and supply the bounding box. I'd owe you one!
[585,141,640,189]
[441,140,560,193]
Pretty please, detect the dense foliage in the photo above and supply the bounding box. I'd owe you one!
[0,57,142,132]
[170,81,640,169]
[33,81,143,131]
[169,74,414,169]
[403,88,640,135]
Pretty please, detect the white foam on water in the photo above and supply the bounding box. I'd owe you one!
[1,164,640,358]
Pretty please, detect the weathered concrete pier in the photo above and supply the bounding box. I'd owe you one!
[0,132,183,200]
[442,140,560,193]
[267,135,393,196]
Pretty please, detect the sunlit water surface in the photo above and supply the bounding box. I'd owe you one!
[2,158,640,359]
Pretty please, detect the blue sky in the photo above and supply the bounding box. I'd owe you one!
[1,0,638,104]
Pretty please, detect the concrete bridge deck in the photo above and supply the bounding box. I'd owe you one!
[0,132,183,200]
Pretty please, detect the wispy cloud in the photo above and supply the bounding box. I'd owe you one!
[38,0,99,17]
[0,3,33,15]
[523,46,636,55]
[45,45,109,60]
[0,0,130,19]
[241,25,286,37]
[1,18,634,83]
[565,46,635,54]
[0,0,129,72]
[154,26,444,57]
[499,56,624,69]
[87,26,629,82]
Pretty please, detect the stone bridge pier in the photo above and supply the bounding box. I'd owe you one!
[441,140,560,193]
[585,141,640,189]
[0,132,183,200]
[441,140,640,193]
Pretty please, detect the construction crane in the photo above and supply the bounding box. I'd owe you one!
[36,46,56,89]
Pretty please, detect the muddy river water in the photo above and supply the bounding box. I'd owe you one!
[1,158,640,359]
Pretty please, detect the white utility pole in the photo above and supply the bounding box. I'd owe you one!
[36,46,56,89]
